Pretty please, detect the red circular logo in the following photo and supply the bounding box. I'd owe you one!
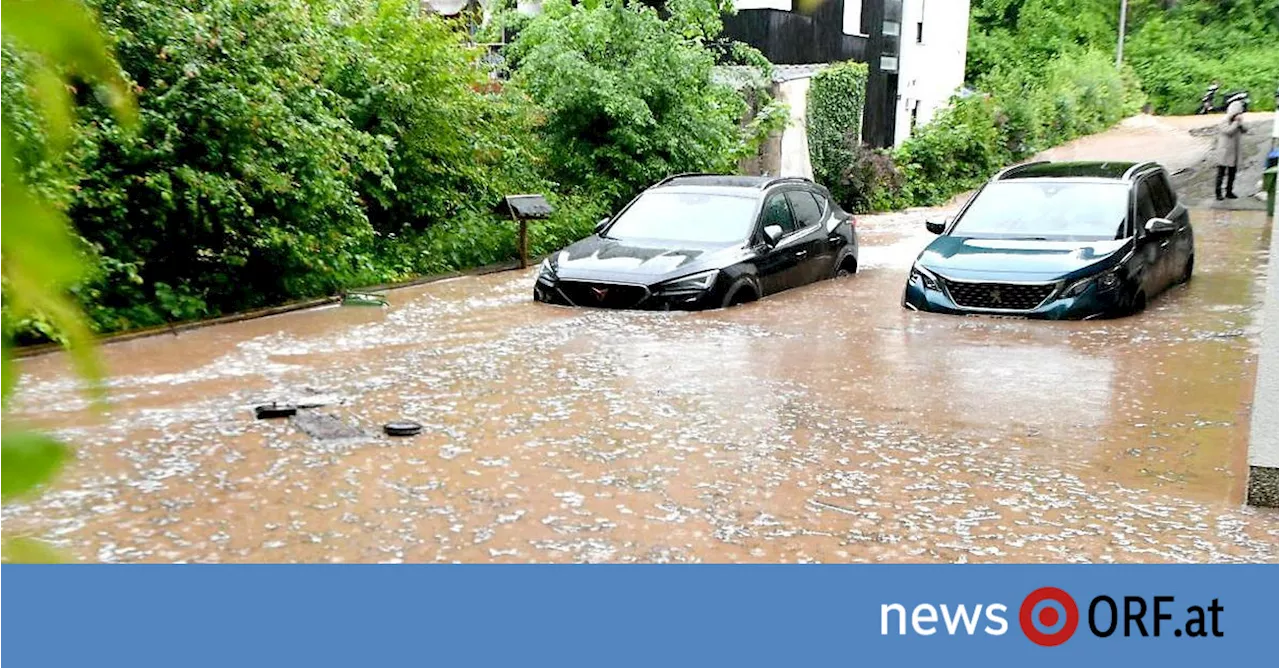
[1019,587,1079,646]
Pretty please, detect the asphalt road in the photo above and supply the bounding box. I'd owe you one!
[5,116,1277,563]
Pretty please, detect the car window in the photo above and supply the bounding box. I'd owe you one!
[785,191,823,228]
[1135,179,1158,226]
[948,181,1129,241]
[761,194,797,234]
[605,191,759,243]
[809,192,829,218]
[1149,173,1176,216]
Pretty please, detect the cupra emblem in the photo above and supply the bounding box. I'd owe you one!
[989,287,1003,305]
[591,287,609,301]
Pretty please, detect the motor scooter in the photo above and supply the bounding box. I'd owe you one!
[1197,85,1250,114]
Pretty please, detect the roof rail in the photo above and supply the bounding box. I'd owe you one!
[760,176,813,189]
[1122,161,1161,180]
[995,161,1050,180]
[653,172,720,187]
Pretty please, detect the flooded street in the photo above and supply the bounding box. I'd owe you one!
[4,119,1277,563]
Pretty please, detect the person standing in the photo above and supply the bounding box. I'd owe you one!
[1215,100,1248,200]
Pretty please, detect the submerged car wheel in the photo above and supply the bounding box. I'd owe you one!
[1179,254,1195,284]
[722,279,759,308]
[834,257,857,279]
[1131,290,1148,314]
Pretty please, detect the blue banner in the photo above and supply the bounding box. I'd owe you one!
[3,565,1276,666]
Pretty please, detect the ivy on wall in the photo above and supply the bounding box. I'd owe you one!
[805,61,868,210]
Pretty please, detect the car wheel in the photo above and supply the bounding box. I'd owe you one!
[1131,290,1148,315]
[834,256,857,279]
[1178,254,1194,284]
[722,279,759,308]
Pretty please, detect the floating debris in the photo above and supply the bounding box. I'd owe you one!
[342,292,389,307]
[293,412,364,440]
[254,403,297,419]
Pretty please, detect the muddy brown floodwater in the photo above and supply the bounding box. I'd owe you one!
[4,119,1278,563]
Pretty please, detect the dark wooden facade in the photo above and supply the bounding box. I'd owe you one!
[721,0,902,147]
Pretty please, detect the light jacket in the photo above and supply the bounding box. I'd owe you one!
[1215,100,1247,167]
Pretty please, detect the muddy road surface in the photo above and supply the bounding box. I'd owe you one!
[5,117,1277,563]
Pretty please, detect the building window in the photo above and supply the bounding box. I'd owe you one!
[916,20,924,43]
[880,56,899,73]
[843,0,865,36]
[883,20,901,37]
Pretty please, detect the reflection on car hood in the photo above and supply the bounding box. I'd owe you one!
[551,235,745,283]
[918,236,1131,280]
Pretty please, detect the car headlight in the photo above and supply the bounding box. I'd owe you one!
[655,269,718,293]
[536,258,557,285]
[1063,268,1122,298]
[909,263,940,291]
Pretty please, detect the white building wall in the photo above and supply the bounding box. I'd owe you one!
[894,0,971,146]
[776,77,815,179]
[733,0,793,10]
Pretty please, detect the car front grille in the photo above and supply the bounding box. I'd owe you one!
[940,278,1055,311]
[557,281,649,309]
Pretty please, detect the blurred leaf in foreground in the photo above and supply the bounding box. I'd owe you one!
[2,0,135,561]
[3,536,67,563]
[1,431,71,500]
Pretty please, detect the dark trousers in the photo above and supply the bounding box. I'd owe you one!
[1216,165,1238,197]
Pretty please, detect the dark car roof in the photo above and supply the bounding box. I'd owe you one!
[651,174,815,191]
[997,161,1161,182]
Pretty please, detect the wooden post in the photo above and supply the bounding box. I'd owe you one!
[501,194,550,270]
[510,209,528,269]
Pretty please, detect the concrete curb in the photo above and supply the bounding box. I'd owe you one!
[1246,213,1279,507]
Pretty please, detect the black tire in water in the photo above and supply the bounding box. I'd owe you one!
[721,279,759,308]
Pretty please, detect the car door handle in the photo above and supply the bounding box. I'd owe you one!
[794,250,808,257]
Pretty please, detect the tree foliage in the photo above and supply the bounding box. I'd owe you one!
[3,0,769,342]
[968,0,1278,114]
[508,0,755,204]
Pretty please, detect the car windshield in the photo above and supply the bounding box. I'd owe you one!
[950,181,1130,240]
[604,191,758,244]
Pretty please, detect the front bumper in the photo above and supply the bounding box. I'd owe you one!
[533,278,720,311]
[902,273,1130,320]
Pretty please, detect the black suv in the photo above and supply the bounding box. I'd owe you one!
[534,174,859,310]
[904,161,1195,319]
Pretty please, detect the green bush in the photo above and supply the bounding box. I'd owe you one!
[967,0,1278,116]
[2,0,573,341]
[0,0,789,344]
[893,49,1143,207]
[508,0,755,205]
[805,61,868,211]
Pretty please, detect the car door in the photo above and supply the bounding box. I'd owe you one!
[784,190,831,285]
[1132,177,1166,296]
[1151,170,1193,284]
[754,192,801,295]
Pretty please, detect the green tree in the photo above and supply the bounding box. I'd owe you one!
[508,0,755,204]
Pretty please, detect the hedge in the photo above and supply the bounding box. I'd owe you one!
[805,61,868,210]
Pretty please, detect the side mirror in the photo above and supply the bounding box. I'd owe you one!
[763,224,784,245]
[594,217,610,234]
[925,219,947,235]
[1145,217,1176,235]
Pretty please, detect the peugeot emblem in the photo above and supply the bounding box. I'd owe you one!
[590,286,609,301]
[989,287,1003,305]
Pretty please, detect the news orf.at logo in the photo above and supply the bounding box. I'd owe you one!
[880,588,1225,645]
[1019,587,1079,646]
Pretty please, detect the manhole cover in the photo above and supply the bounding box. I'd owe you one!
[383,421,423,437]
